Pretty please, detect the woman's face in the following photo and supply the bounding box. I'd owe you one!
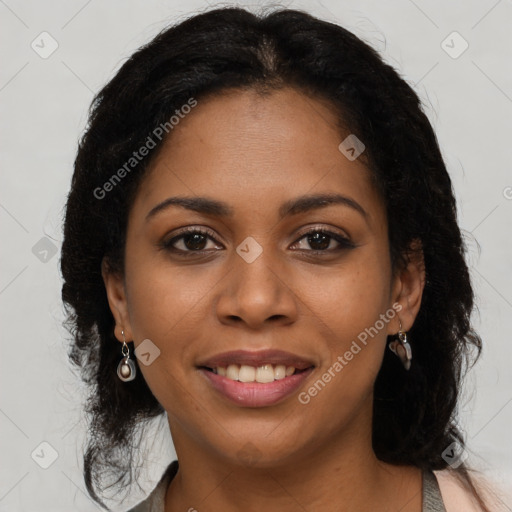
[104,87,423,467]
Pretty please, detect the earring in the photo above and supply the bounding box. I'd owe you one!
[117,329,137,382]
[388,319,412,370]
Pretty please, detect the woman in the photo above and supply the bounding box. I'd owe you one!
[61,7,501,511]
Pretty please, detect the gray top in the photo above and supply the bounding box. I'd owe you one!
[128,461,447,511]
[423,469,447,512]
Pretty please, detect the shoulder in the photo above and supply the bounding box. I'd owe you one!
[434,468,509,512]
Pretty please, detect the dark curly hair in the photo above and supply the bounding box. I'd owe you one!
[61,6,489,510]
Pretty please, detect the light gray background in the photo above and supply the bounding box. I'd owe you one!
[1,1,511,510]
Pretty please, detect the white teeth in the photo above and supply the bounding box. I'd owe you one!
[226,364,240,381]
[239,365,256,382]
[274,364,286,380]
[212,364,300,382]
[256,364,274,383]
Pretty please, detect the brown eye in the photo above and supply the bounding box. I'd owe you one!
[291,228,355,253]
[306,231,331,251]
[162,227,223,254]
[181,233,208,250]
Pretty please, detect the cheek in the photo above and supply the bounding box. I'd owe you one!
[122,250,229,405]
[125,254,215,339]
[122,264,202,412]
[297,247,392,406]
[301,248,392,344]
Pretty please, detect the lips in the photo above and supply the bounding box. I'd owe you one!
[197,349,315,407]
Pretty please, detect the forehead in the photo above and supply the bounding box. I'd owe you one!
[133,87,385,228]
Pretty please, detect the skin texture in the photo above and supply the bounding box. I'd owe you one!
[103,87,426,511]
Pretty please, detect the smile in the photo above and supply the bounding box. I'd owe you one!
[197,349,315,407]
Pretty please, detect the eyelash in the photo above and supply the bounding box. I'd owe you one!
[160,226,355,256]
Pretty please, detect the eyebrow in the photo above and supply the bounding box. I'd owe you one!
[145,193,368,223]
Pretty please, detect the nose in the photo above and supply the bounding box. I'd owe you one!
[215,246,299,330]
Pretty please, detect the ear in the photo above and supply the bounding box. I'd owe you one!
[388,239,426,334]
[101,257,133,343]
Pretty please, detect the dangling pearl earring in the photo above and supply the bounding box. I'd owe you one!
[117,329,137,382]
[388,318,412,370]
